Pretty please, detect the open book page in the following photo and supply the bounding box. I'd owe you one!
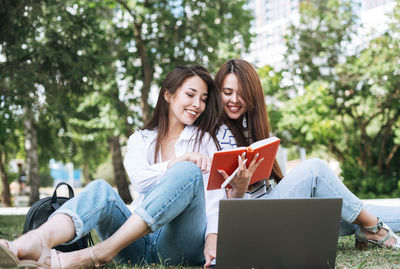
[249,136,280,150]
[246,137,280,185]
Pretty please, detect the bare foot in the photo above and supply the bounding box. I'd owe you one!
[55,244,113,269]
[13,231,51,263]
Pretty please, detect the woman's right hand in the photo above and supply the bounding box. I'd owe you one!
[168,152,211,174]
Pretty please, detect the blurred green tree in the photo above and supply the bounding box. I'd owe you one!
[0,0,254,204]
[0,0,113,204]
[278,0,400,197]
[0,95,20,206]
[114,0,253,123]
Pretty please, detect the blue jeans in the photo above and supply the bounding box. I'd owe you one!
[50,161,206,266]
[266,158,400,236]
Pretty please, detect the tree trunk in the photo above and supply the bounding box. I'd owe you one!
[134,22,153,125]
[116,0,154,124]
[82,163,94,185]
[24,106,40,205]
[378,115,398,172]
[109,135,132,204]
[0,152,12,207]
[385,144,399,167]
[328,141,345,163]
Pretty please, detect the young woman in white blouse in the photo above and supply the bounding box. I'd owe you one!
[0,65,229,268]
[203,58,400,267]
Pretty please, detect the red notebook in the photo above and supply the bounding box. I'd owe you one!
[207,137,280,190]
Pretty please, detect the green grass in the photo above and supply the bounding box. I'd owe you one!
[1,215,399,268]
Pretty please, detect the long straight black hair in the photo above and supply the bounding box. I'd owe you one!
[144,65,221,162]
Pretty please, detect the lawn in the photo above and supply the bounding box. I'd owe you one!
[0,215,399,268]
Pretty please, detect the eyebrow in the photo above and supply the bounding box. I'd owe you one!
[188,87,208,96]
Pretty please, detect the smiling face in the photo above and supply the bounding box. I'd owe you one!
[220,73,248,120]
[165,75,208,129]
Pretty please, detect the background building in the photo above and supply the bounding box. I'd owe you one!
[49,159,82,187]
[245,0,396,68]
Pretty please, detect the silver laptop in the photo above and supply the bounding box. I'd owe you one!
[213,198,342,269]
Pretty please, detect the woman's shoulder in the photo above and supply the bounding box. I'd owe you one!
[128,128,157,143]
[216,124,234,139]
[216,124,231,134]
[216,124,237,149]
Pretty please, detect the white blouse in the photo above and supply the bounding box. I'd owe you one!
[123,125,225,236]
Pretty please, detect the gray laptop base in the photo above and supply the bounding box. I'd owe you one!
[215,198,342,269]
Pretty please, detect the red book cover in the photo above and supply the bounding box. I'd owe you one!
[207,137,280,190]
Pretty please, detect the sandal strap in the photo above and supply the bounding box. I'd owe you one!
[376,229,394,246]
[30,231,51,265]
[89,247,102,267]
[51,249,63,269]
[361,218,385,234]
[0,239,18,257]
[0,239,19,266]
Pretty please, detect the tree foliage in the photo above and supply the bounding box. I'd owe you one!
[114,0,252,123]
[276,0,400,197]
[0,0,253,203]
[0,0,121,203]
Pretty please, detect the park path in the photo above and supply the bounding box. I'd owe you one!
[0,198,399,215]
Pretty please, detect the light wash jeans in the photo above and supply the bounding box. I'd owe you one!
[265,158,400,236]
[50,161,206,266]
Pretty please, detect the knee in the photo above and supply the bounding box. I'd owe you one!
[304,158,327,169]
[85,179,116,196]
[87,179,110,188]
[170,161,203,185]
[302,158,336,179]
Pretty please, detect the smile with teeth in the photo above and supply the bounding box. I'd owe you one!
[228,105,241,112]
[186,109,198,116]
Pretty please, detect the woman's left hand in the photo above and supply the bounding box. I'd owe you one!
[218,152,264,198]
[204,233,218,267]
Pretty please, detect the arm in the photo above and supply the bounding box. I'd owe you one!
[204,233,218,267]
[124,131,213,194]
[202,133,224,266]
[124,132,170,194]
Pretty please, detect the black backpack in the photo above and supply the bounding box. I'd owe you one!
[23,182,93,252]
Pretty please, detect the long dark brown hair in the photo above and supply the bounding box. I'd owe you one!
[144,65,221,162]
[215,59,283,182]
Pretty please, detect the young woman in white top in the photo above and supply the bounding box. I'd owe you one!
[0,65,227,268]
[203,59,400,267]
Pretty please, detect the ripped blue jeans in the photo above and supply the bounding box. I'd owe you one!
[265,158,400,236]
[50,161,206,266]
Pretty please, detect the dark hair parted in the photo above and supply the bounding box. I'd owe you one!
[144,65,221,162]
[215,59,283,182]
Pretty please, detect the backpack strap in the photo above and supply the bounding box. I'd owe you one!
[51,182,74,210]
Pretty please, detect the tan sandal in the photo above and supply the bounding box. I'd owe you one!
[49,246,106,269]
[0,231,50,268]
[355,217,400,250]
